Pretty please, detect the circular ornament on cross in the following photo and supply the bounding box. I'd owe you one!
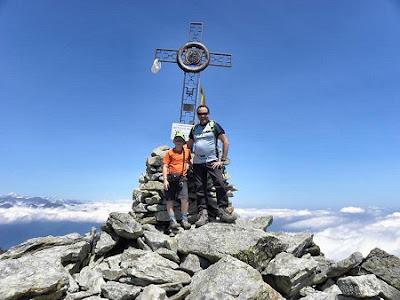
[177,42,210,73]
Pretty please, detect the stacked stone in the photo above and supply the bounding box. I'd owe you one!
[131,145,237,226]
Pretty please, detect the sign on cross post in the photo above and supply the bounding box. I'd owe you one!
[152,22,232,125]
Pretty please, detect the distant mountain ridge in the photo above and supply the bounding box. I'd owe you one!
[0,193,82,209]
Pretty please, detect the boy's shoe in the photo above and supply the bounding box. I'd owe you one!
[169,220,180,229]
[218,207,237,223]
[195,209,209,227]
[181,219,191,230]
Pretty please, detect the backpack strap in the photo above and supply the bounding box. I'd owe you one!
[209,120,219,159]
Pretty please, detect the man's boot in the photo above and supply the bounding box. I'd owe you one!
[195,209,209,227]
[218,206,237,223]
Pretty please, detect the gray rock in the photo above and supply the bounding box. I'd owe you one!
[151,145,169,157]
[65,291,99,300]
[143,230,176,251]
[133,203,148,213]
[145,194,162,205]
[101,281,141,300]
[120,248,191,286]
[156,248,180,264]
[299,286,318,297]
[0,233,91,300]
[248,215,274,231]
[311,255,335,285]
[299,291,340,300]
[361,248,400,289]
[136,284,168,300]
[169,286,190,300]
[75,265,105,293]
[337,274,400,299]
[139,216,158,225]
[180,253,202,275]
[264,252,319,297]
[176,222,267,262]
[147,156,163,167]
[79,297,109,300]
[106,212,143,240]
[95,231,118,256]
[68,273,80,293]
[147,204,166,212]
[140,181,165,191]
[326,252,363,278]
[324,284,342,294]
[270,232,314,257]
[137,237,152,251]
[186,255,284,300]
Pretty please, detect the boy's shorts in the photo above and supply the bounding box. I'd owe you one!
[165,178,188,202]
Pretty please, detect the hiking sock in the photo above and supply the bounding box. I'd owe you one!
[168,212,177,223]
[181,212,188,221]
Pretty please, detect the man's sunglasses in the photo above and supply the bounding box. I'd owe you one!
[197,112,208,116]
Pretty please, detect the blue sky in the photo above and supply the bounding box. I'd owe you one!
[0,0,399,209]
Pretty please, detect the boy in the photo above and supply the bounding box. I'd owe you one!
[162,131,192,230]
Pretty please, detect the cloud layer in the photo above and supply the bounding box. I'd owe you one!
[0,201,399,261]
[0,200,132,224]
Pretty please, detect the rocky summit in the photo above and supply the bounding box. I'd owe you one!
[1,146,399,300]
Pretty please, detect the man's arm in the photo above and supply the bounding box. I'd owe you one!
[187,138,194,151]
[218,133,229,161]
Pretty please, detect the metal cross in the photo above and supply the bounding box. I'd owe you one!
[153,22,232,124]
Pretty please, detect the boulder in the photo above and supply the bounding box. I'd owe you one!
[95,230,118,256]
[180,253,203,275]
[106,212,143,240]
[101,281,141,300]
[0,233,92,300]
[143,230,177,251]
[176,222,267,262]
[247,215,274,231]
[74,265,105,293]
[136,284,169,300]
[151,145,169,157]
[263,252,319,297]
[120,248,191,286]
[361,248,400,289]
[337,274,400,299]
[326,252,363,278]
[156,248,180,264]
[140,181,165,191]
[186,255,284,300]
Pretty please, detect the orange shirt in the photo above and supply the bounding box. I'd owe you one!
[163,147,191,176]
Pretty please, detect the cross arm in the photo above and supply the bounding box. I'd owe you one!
[154,48,178,63]
[209,52,232,67]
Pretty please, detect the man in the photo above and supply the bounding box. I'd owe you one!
[187,105,237,227]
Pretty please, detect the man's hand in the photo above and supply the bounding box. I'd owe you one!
[163,180,169,191]
[211,161,224,169]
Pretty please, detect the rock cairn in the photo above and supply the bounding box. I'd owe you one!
[131,145,237,229]
[1,147,400,299]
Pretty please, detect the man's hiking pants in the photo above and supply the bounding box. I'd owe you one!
[193,161,229,212]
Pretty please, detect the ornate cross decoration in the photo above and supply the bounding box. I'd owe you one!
[153,22,232,124]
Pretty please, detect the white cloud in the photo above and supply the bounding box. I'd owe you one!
[285,216,343,230]
[340,207,366,214]
[235,208,316,219]
[0,200,132,224]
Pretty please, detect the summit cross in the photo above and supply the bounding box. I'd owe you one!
[153,22,232,124]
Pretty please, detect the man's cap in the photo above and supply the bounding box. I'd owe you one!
[173,131,186,143]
